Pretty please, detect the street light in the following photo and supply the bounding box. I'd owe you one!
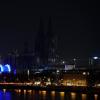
[89,56,100,66]
[73,58,76,69]
[93,56,99,60]
[27,69,30,80]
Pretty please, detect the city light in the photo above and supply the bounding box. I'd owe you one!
[0,64,4,73]
[93,56,99,60]
[4,64,11,73]
[0,64,11,73]
[83,72,86,75]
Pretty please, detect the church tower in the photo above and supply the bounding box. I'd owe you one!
[34,17,57,66]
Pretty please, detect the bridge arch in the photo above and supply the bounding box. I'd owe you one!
[0,64,3,73]
[4,64,11,73]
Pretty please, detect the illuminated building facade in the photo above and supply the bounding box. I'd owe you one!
[62,72,87,86]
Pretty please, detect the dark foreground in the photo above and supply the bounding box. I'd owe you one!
[0,83,100,100]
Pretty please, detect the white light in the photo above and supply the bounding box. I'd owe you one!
[83,72,86,75]
[46,82,51,85]
[34,81,40,85]
[62,61,65,64]
[93,57,98,60]
[96,84,100,87]
[27,69,30,76]
[57,70,60,73]
[0,64,3,73]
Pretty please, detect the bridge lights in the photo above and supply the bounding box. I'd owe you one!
[4,64,11,73]
[0,64,11,73]
[0,64,4,73]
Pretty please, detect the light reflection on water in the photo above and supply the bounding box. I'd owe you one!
[94,94,98,100]
[51,91,55,100]
[60,92,65,100]
[0,89,99,100]
[0,90,11,100]
[82,94,87,100]
[71,92,76,100]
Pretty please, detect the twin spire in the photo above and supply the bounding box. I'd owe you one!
[35,17,56,65]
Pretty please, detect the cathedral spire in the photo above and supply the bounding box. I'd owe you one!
[35,17,46,65]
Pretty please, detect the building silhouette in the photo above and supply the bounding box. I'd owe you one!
[34,17,46,65]
[34,17,58,66]
[17,42,34,72]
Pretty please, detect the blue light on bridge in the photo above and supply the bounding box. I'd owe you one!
[0,64,11,73]
[0,64,4,73]
[4,64,11,73]
[14,69,16,75]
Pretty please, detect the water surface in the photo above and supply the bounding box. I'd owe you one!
[0,89,99,100]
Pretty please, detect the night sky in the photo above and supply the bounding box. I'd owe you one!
[0,1,100,59]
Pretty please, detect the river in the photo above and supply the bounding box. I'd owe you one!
[0,89,99,100]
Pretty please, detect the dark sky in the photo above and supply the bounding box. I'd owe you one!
[0,1,100,59]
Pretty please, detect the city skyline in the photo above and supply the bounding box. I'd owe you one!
[0,2,100,100]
